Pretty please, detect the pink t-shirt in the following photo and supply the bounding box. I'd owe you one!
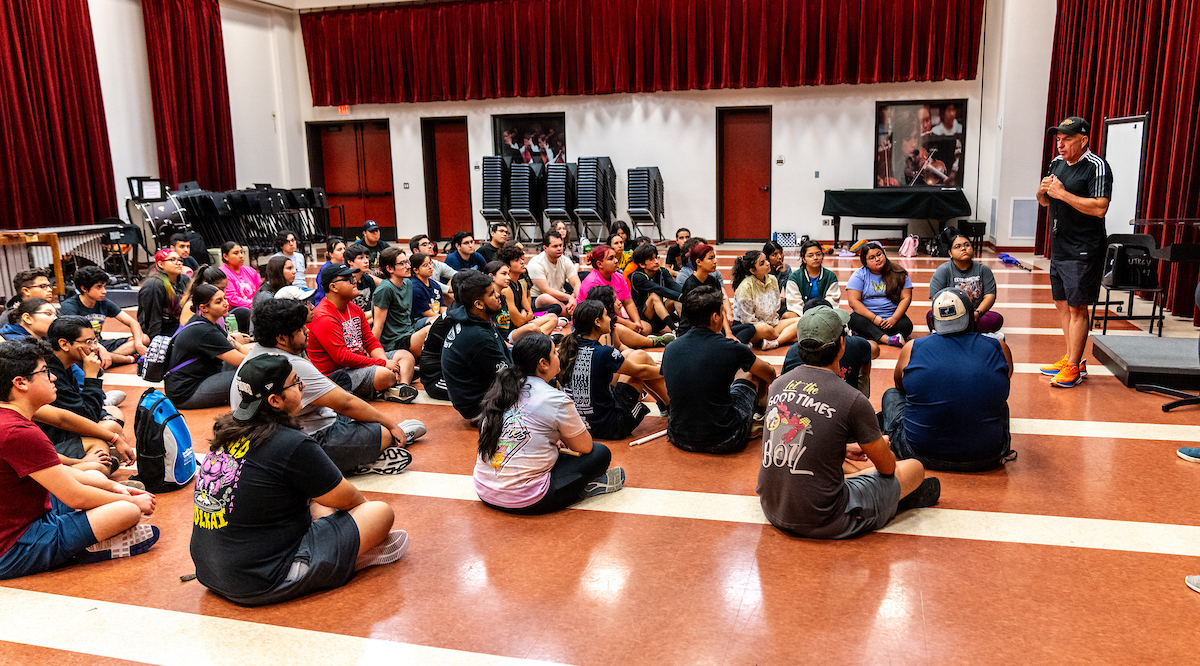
[578,269,632,303]
[220,264,262,309]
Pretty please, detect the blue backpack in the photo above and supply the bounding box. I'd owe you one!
[132,388,197,492]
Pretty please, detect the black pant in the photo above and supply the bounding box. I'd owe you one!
[483,444,612,515]
[230,306,251,333]
[849,311,913,342]
[731,322,756,344]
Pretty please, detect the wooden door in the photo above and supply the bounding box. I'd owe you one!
[717,107,772,242]
[420,117,472,241]
[308,121,396,239]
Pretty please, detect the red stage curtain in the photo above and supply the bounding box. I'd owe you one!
[1037,0,1200,320]
[142,0,236,192]
[0,0,116,230]
[301,0,984,106]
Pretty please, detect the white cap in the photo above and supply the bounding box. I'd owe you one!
[275,285,316,301]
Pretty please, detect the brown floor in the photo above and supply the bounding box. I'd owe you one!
[3,248,1198,665]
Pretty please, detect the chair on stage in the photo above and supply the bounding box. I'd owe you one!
[1091,233,1165,336]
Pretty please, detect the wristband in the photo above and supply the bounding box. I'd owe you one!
[109,433,120,445]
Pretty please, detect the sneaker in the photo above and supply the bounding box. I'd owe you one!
[650,333,675,347]
[897,477,941,511]
[761,338,780,350]
[1040,355,1069,376]
[558,316,571,329]
[119,479,146,492]
[981,331,1005,341]
[353,446,413,475]
[1187,576,1200,594]
[357,530,410,569]
[399,419,427,444]
[387,383,419,404]
[1050,363,1083,388]
[104,390,126,407]
[77,525,160,563]
[1177,447,1200,463]
[886,334,905,348]
[583,467,626,497]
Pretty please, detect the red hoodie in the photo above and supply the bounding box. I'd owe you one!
[307,297,384,374]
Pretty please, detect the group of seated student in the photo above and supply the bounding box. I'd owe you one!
[408,234,457,292]
[218,242,258,332]
[527,230,579,316]
[60,266,147,368]
[137,248,187,339]
[0,339,159,581]
[484,255,558,342]
[677,243,752,343]
[313,236,345,304]
[254,254,298,309]
[478,222,510,263]
[578,245,673,347]
[731,249,799,350]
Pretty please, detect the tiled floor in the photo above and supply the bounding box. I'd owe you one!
[3,247,1199,665]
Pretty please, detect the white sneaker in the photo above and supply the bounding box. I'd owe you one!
[981,331,1005,341]
[399,419,426,444]
[353,447,412,475]
[761,338,780,350]
[104,390,126,407]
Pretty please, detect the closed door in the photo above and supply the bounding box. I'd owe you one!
[421,118,473,241]
[308,121,396,238]
[718,107,772,241]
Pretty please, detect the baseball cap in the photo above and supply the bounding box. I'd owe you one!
[275,285,316,301]
[232,353,294,421]
[1047,116,1089,136]
[931,287,972,335]
[319,262,355,291]
[796,305,850,348]
[362,220,380,232]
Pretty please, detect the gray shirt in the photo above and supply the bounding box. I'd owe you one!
[232,345,338,435]
[756,365,882,532]
[928,260,996,309]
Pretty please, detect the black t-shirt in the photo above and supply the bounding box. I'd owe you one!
[666,244,683,270]
[352,274,375,314]
[190,427,343,597]
[1047,150,1114,261]
[420,310,456,398]
[782,334,872,390]
[165,315,234,403]
[562,337,626,434]
[59,295,122,339]
[479,243,501,263]
[363,240,390,269]
[676,273,722,336]
[662,326,757,446]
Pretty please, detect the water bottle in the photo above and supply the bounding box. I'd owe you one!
[226,314,238,334]
[581,233,592,253]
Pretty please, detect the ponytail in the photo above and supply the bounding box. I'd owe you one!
[478,334,555,463]
[731,250,763,289]
[558,300,606,385]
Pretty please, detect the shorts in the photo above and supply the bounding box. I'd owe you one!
[668,379,758,455]
[312,415,384,472]
[775,472,902,540]
[389,334,413,354]
[329,351,400,399]
[100,336,128,353]
[53,436,86,460]
[1050,258,1103,306]
[0,496,96,580]
[215,510,360,607]
[589,383,650,440]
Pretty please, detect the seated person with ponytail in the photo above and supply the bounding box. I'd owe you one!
[441,270,513,422]
[192,354,408,607]
[253,255,297,310]
[473,334,625,514]
[786,240,841,315]
[497,244,559,335]
[628,243,681,334]
[1,299,56,343]
[559,300,668,440]
[731,250,799,350]
[165,284,252,409]
[137,248,186,340]
[846,241,914,348]
[484,260,558,343]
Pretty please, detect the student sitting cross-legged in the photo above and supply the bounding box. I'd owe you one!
[757,305,940,540]
[559,300,668,440]
[59,266,148,368]
[441,270,513,423]
[235,299,425,476]
[473,334,625,514]
[628,243,681,335]
[165,285,252,410]
[372,247,431,360]
[484,260,558,343]
[308,263,417,404]
[663,286,778,454]
[731,250,799,350]
[192,353,409,606]
[0,339,159,580]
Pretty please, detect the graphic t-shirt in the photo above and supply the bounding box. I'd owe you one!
[59,296,122,340]
[472,378,587,508]
[410,279,443,322]
[307,299,384,374]
[352,274,375,316]
[164,315,234,404]
[1047,150,1114,261]
[190,427,343,596]
[562,337,626,435]
[0,409,61,557]
[928,261,996,309]
[756,365,882,531]
[847,267,913,318]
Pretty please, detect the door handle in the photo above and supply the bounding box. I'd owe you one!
[760,186,770,192]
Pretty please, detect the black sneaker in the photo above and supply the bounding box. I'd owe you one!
[897,477,941,511]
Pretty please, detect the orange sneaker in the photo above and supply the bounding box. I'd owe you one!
[1051,363,1083,388]
[1040,355,1069,376]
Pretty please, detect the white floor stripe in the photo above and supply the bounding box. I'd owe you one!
[1010,417,1200,442]
[352,472,1200,557]
[0,587,569,666]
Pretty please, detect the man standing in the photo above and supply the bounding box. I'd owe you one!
[527,231,581,315]
[757,305,939,539]
[357,220,391,270]
[444,231,488,272]
[478,223,510,263]
[1036,116,1113,388]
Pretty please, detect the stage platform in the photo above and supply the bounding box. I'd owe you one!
[1092,333,1200,389]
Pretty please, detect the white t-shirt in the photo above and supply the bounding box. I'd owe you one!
[527,251,576,299]
[472,377,587,508]
[232,345,338,435]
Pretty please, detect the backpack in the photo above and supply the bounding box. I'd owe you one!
[898,234,919,257]
[138,321,202,382]
[132,388,197,492]
[934,226,961,258]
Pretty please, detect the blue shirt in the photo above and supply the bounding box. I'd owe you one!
[410,278,444,323]
[445,251,487,272]
[847,267,912,318]
[902,333,1009,463]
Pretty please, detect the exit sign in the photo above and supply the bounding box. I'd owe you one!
[337,105,349,115]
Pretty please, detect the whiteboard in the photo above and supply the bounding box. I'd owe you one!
[1102,115,1148,236]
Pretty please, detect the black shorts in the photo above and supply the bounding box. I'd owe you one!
[1050,258,1103,306]
[100,336,128,353]
[589,382,650,440]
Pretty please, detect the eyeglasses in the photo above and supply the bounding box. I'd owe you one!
[76,337,99,347]
[283,377,304,391]
[30,282,51,290]
[951,242,972,250]
[397,260,411,266]
[34,309,56,317]
[164,258,183,264]
[25,367,53,381]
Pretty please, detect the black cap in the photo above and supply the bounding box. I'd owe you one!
[320,262,355,291]
[232,354,293,421]
[362,220,379,232]
[1047,116,1089,136]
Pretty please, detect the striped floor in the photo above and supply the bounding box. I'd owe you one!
[3,248,1198,665]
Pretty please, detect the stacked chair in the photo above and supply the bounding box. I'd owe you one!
[627,166,665,240]
[174,185,327,260]
[543,163,578,238]
[574,157,618,242]
[480,155,512,226]
[508,161,547,242]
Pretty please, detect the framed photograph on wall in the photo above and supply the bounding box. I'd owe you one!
[493,113,567,165]
[875,99,967,188]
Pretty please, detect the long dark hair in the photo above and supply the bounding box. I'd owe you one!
[7,298,49,326]
[262,255,292,292]
[732,250,764,289]
[183,264,225,309]
[209,404,301,455]
[584,285,617,322]
[858,242,909,303]
[557,300,606,386]
[478,334,555,463]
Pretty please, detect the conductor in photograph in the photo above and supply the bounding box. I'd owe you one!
[1036,116,1113,389]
